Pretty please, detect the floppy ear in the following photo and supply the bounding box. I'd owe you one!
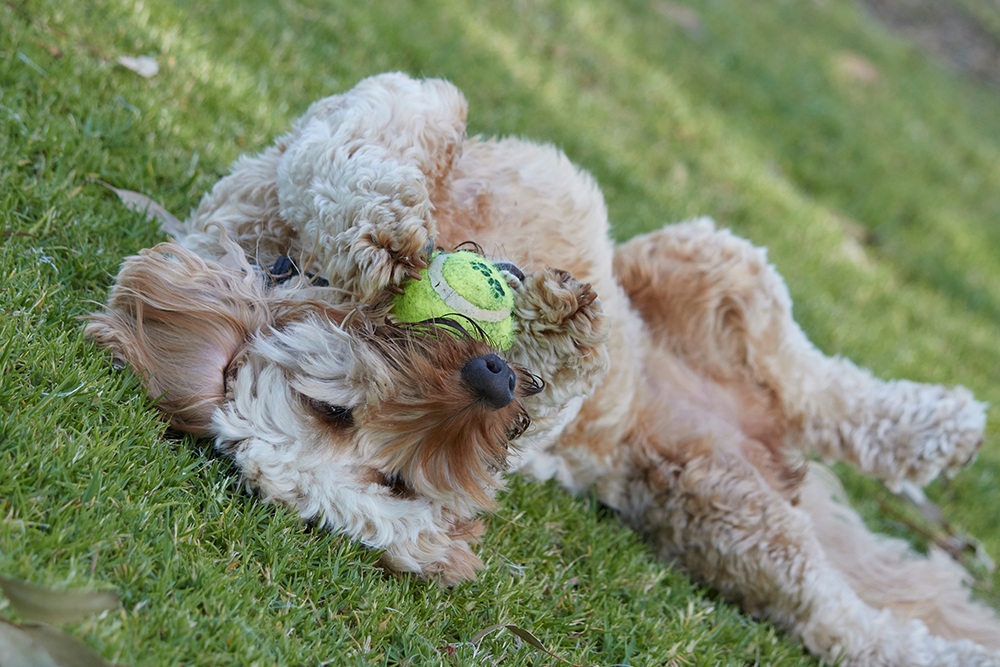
[86,241,270,434]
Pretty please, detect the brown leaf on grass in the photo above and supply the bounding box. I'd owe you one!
[834,51,880,84]
[0,577,119,626]
[0,620,114,667]
[885,484,996,578]
[36,41,63,59]
[76,43,111,60]
[654,1,703,36]
[91,178,184,236]
[471,624,594,667]
[0,620,60,667]
[115,55,158,78]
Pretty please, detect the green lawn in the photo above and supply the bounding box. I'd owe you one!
[2,0,999,664]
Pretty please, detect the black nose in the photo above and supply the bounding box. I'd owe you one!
[461,354,516,410]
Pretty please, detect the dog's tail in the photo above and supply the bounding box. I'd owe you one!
[799,463,1000,650]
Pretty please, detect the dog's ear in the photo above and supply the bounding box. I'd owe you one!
[86,241,269,434]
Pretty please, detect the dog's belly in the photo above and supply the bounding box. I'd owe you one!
[643,352,749,449]
[638,349,801,499]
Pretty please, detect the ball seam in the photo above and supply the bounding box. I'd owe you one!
[428,253,510,323]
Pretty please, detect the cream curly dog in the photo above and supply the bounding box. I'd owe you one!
[87,73,1000,666]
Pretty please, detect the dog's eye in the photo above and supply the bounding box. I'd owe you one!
[306,398,354,427]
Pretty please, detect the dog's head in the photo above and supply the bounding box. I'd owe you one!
[85,240,540,515]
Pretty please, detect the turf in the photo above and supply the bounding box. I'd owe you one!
[2,0,999,664]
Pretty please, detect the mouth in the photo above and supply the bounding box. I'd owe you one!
[493,261,525,282]
[374,470,415,499]
[258,256,330,287]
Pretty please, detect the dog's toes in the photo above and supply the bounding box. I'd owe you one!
[883,384,988,489]
[507,268,610,414]
[351,213,436,299]
[429,540,484,587]
[516,268,602,330]
[577,282,598,308]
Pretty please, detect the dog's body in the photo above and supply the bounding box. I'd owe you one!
[88,74,1000,665]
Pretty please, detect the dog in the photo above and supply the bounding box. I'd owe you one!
[87,73,1000,666]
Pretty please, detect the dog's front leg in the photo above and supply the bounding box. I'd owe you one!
[274,74,469,304]
[277,138,437,303]
[378,517,486,587]
[504,267,610,443]
[220,430,484,585]
[624,439,1000,667]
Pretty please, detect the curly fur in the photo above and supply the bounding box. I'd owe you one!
[88,73,1000,664]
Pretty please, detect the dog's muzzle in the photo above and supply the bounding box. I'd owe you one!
[462,354,517,409]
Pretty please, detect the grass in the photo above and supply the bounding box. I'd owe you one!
[2,0,1000,664]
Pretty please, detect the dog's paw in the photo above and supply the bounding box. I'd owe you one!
[325,169,436,301]
[287,151,438,303]
[514,268,604,342]
[871,382,987,490]
[348,193,436,301]
[511,268,608,382]
[427,539,485,587]
[506,269,609,431]
[375,518,485,586]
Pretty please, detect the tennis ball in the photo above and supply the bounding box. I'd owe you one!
[391,250,516,350]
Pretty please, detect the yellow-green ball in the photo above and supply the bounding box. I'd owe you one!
[391,250,516,350]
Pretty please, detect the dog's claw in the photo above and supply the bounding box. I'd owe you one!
[411,256,428,270]
[405,268,423,282]
[388,285,406,295]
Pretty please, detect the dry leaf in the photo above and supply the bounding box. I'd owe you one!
[16,624,112,667]
[0,620,114,667]
[0,620,61,667]
[91,179,184,236]
[36,41,63,59]
[888,484,996,575]
[834,52,880,84]
[471,624,593,667]
[0,578,119,626]
[654,2,703,35]
[116,55,158,78]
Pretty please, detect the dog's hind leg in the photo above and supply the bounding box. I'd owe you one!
[613,218,986,490]
[624,432,1000,666]
[799,465,1000,651]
